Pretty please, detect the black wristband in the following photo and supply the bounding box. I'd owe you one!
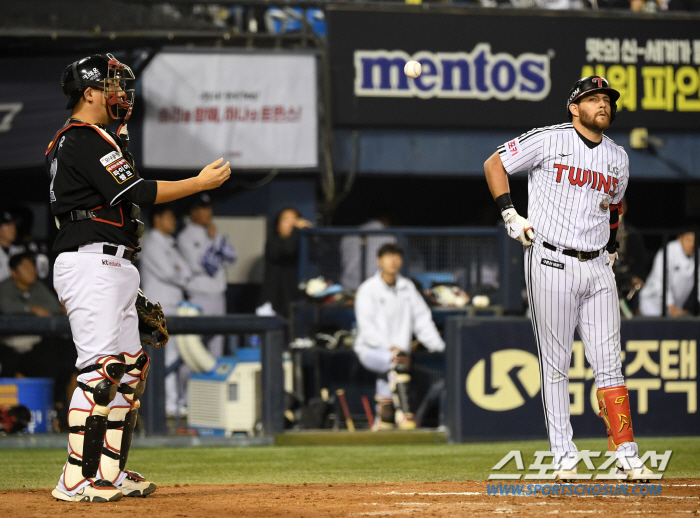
[495,193,514,213]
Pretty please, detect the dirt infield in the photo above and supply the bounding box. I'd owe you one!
[2,480,698,517]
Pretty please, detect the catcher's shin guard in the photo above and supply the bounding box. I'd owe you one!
[64,356,127,491]
[101,350,149,483]
[597,386,635,450]
[389,351,412,420]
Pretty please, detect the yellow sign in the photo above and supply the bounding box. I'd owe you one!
[466,349,540,411]
[0,384,19,407]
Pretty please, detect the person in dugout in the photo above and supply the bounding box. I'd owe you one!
[353,243,445,430]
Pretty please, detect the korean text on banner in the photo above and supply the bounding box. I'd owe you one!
[143,51,318,169]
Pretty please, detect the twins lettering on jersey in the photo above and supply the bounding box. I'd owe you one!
[553,163,619,200]
[100,151,134,184]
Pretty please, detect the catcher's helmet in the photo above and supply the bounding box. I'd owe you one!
[566,76,620,123]
[60,53,135,122]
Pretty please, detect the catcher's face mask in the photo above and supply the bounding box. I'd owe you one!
[102,53,135,122]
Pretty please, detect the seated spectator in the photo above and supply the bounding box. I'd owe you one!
[9,205,51,281]
[639,231,698,317]
[0,210,21,283]
[258,207,312,317]
[0,253,76,423]
[353,243,445,431]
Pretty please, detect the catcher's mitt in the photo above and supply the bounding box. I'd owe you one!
[136,289,169,347]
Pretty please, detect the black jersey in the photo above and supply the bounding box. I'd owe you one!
[46,122,148,253]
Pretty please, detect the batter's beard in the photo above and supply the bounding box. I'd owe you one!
[579,110,610,133]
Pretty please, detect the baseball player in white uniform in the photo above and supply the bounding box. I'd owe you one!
[639,232,698,317]
[354,243,445,430]
[484,76,651,479]
[177,194,236,357]
[139,205,192,416]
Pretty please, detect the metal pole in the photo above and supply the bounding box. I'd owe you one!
[262,329,286,435]
[694,231,699,316]
[360,234,366,283]
[662,232,669,317]
[142,346,167,435]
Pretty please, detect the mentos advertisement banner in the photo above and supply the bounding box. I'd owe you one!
[445,318,699,442]
[142,50,318,169]
[326,5,700,129]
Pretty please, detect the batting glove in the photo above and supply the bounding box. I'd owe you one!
[501,208,534,247]
[608,252,618,269]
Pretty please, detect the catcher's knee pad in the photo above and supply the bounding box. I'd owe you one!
[101,351,149,482]
[119,350,150,405]
[78,355,128,407]
[64,355,126,490]
[597,386,635,450]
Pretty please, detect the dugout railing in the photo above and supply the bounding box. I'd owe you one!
[0,315,287,437]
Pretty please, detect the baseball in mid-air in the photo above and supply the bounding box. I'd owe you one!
[404,60,422,79]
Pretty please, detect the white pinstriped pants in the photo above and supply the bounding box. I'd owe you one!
[525,242,624,453]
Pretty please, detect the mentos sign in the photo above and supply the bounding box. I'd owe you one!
[354,45,550,101]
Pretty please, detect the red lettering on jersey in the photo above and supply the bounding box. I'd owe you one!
[507,140,519,157]
[610,177,619,195]
[597,173,610,193]
[569,166,588,187]
[554,163,568,183]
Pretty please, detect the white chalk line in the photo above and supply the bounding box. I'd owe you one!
[382,491,482,496]
[379,490,698,500]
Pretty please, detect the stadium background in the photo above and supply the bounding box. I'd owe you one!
[0,1,699,515]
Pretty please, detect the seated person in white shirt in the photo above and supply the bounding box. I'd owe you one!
[639,231,698,317]
[353,243,445,430]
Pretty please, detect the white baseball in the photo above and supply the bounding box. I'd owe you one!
[404,60,422,79]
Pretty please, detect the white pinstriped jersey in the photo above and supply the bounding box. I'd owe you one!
[498,123,629,252]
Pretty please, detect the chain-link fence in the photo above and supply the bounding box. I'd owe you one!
[298,228,502,297]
